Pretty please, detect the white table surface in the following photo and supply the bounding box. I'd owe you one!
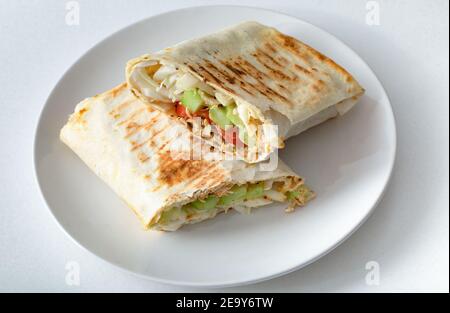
[0,0,448,293]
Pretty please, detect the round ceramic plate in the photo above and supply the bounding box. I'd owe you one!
[34,5,396,287]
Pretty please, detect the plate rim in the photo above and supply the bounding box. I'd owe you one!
[33,4,397,288]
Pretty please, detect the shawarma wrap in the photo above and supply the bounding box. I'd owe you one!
[126,21,364,163]
[60,84,314,231]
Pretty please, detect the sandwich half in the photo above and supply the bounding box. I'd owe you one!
[60,84,314,231]
[126,21,364,163]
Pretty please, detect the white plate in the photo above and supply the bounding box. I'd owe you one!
[34,5,396,287]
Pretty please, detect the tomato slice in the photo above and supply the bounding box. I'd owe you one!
[193,109,211,123]
[175,102,241,145]
[175,102,190,119]
[175,101,212,123]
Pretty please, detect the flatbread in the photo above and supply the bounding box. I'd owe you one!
[126,21,364,151]
[60,84,313,231]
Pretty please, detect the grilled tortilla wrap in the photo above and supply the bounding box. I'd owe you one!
[126,21,364,163]
[60,84,314,231]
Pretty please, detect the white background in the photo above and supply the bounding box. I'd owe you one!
[0,0,448,292]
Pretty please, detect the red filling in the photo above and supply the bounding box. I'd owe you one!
[174,101,244,146]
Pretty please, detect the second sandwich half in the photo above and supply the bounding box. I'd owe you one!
[60,83,314,231]
[126,21,364,163]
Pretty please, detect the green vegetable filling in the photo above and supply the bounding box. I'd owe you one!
[158,183,312,225]
[180,89,205,113]
[209,105,231,129]
[246,182,265,200]
[225,104,244,128]
[179,89,246,135]
[218,184,248,206]
[158,207,185,224]
[192,195,219,211]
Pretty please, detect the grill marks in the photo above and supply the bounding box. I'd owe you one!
[71,106,89,125]
[131,138,152,152]
[185,46,296,105]
[100,86,233,204]
[196,65,222,85]
[186,162,225,190]
[251,34,343,98]
[294,64,312,75]
[157,152,224,188]
[253,49,283,68]
[109,99,134,118]
[205,62,236,84]
[235,56,293,103]
[109,83,128,98]
[264,42,277,53]
[124,114,160,138]
[117,107,146,126]
[274,33,355,85]
[219,60,246,76]
[117,107,166,145]
[108,95,221,192]
[254,56,291,80]
[129,120,173,154]
[312,79,326,93]
[110,99,177,167]
[138,152,150,163]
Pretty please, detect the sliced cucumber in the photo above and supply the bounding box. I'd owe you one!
[159,207,185,224]
[209,106,232,129]
[218,185,248,206]
[225,105,245,128]
[246,182,265,200]
[181,204,195,215]
[180,89,204,113]
[192,195,219,211]
[225,104,249,144]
